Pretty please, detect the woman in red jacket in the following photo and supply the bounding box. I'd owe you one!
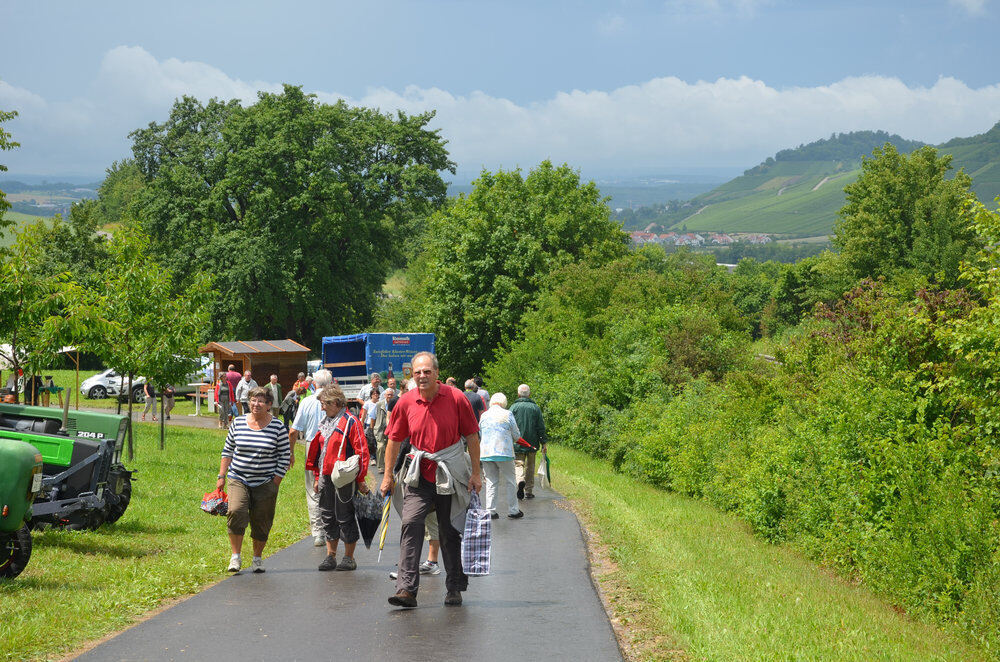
[306,385,370,572]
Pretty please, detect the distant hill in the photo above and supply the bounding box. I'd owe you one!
[660,125,1000,237]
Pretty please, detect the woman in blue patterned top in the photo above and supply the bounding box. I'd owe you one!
[216,386,290,574]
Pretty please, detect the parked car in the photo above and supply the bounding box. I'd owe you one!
[81,357,213,401]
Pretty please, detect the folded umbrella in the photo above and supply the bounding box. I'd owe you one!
[377,492,393,562]
[515,437,533,450]
[354,488,383,549]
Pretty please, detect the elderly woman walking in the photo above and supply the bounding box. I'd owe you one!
[305,385,370,571]
[216,386,290,573]
[479,392,523,519]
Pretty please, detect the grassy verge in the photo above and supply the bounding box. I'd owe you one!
[551,446,986,661]
[0,424,308,662]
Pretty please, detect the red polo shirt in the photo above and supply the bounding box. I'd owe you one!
[386,382,479,482]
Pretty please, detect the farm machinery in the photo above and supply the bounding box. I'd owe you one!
[0,398,133,532]
[0,438,43,578]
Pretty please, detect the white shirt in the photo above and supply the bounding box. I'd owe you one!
[290,387,325,444]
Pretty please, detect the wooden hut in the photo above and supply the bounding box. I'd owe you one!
[199,339,310,392]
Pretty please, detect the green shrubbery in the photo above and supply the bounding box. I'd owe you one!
[486,205,1000,649]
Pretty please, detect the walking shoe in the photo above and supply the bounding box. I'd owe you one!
[517,480,525,500]
[444,590,463,606]
[508,510,524,519]
[525,493,536,499]
[313,536,326,547]
[490,512,499,520]
[419,560,441,575]
[388,590,418,608]
[318,554,337,571]
[389,570,398,580]
[335,556,357,571]
[227,554,241,573]
[251,556,265,573]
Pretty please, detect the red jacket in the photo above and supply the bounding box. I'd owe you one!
[305,411,369,485]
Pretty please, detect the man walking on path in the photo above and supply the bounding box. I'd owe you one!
[266,374,282,418]
[510,384,546,500]
[235,370,258,417]
[359,372,382,401]
[225,365,242,417]
[289,369,333,547]
[373,387,392,472]
[380,352,482,609]
[464,379,485,421]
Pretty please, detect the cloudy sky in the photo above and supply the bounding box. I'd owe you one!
[2,0,999,181]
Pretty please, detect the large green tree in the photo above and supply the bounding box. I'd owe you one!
[384,161,629,377]
[834,144,979,287]
[128,85,453,350]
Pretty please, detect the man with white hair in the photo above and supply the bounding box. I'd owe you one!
[359,372,382,401]
[290,368,334,546]
[510,383,547,500]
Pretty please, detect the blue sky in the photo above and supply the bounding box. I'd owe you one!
[2,0,999,180]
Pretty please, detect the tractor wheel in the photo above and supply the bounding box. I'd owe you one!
[0,525,32,579]
[105,475,133,524]
[88,385,107,399]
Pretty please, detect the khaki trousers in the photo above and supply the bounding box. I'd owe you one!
[515,451,537,496]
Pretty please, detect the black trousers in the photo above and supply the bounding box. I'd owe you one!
[397,478,467,594]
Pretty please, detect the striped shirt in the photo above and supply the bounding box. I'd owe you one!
[222,415,291,487]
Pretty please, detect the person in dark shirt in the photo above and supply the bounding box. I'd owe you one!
[464,379,485,421]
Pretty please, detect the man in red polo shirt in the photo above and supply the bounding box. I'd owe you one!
[380,351,482,609]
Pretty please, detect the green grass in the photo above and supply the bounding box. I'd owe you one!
[0,424,309,662]
[0,211,49,247]
[552,446,986,661]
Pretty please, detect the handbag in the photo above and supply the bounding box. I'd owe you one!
[461,490,491,576]
[330,422,361,488]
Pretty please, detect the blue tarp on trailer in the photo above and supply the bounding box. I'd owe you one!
[321,333,435,381]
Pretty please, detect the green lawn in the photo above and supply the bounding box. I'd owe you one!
[1,211,49,246]
[0,424,309,662]
[551,446,986,661]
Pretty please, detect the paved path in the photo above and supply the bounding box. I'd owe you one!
[75,485,622,661]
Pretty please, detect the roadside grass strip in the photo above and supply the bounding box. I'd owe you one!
[0,424,308,662]
[552,446,986,661]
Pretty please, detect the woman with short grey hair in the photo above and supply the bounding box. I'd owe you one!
[478,392,523,519]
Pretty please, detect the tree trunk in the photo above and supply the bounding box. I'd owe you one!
[126,372,134,461]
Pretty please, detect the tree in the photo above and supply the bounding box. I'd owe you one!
[833,144,979,287]
[90,227,213,457]
[387,161,629,377]
[0,225,95,403]
[127,85,453,349]
[0,108,19,232]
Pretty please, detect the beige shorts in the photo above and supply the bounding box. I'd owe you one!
[425,509,438,541]
[226,478,279,542]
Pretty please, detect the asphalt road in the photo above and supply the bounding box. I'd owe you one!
[74,483,623,662]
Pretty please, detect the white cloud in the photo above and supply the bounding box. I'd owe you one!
[2,46,1000,177]
[950,0,987,14]
[597,13,627,34]
[664,0,774,16]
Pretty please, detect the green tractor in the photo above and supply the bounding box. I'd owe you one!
[0,438,43,578]
[0,398,133,531]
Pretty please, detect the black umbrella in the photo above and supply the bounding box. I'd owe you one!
[354,488,383,549]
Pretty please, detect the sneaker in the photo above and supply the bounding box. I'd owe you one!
[318,554,337,571]
[335,556,357,571]
[517,480,525,500]
[490,512,499,520]
[389,570,398,580]
[313,536,326,547]
[444,590,463,606]
[251,557,265,573]
[388,590,417,608]
[525,493,536,499]
[508,510,524,519]
[227,554,241,573]
[419,560,441,575]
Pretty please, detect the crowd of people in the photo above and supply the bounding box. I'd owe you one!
[211,350,547,610]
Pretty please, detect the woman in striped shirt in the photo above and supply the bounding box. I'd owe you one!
[217,386,291,574]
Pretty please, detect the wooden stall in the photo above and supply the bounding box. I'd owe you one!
[198,339,311,392]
